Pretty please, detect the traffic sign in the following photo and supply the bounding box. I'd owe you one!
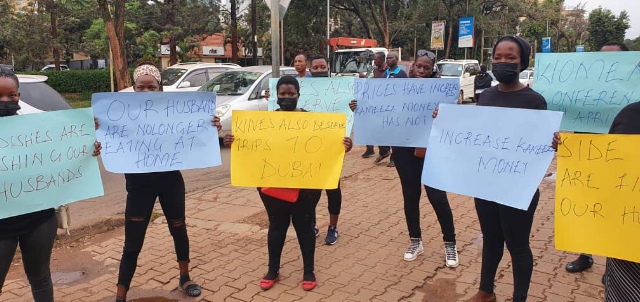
[265,0,291,20]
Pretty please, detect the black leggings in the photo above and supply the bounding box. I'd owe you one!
[392,147,456,242]
[475,189,540,302]
[117,171,189,291]
[259,189,321,275]
[312,182,341,226]
[0,214,57,302]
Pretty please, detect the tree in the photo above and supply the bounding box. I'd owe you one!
[587,7,630,51]
[97,0,131,90]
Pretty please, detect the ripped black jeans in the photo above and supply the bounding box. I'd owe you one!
[117,171,189,290]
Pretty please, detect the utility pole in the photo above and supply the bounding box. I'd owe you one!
[251,0,257,65]
[270,0,280,77]
[326,0,330,57]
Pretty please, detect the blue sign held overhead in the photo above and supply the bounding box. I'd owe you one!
[542,37,552,53]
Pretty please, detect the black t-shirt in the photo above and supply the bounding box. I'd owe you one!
[476,86,547,110]
[386,66,408,78]
[474,73,493,89]
[0,208,55,239]
[609,102,640,134]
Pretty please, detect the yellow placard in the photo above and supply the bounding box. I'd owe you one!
[556,133,640,262]
[230,110,347,189]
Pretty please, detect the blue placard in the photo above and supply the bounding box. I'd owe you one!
[534,52,640,133]
[268,77,353,135]
[542,37,551,53]
[92,92,222,173]
[0,108,104,219]
[352,78,459,147]
[458,17,474,48]
[423,104,563,210]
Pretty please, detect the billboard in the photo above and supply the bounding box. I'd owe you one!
[431,20,446,50]
[458,17,474,48]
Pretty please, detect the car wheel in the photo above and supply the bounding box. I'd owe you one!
[458,90,464,104]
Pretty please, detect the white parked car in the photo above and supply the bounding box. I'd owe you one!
[436,59,481,102]
[40,64,70,71]
[198,66,297,137]
[16,74,72,113]
[120,62,241,92]
[519,69,534,87]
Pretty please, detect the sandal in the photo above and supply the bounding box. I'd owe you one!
[179,279,202,297]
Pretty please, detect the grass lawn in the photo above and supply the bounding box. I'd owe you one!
[62,92,92,109]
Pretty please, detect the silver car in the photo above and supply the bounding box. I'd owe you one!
[198,66,297,137]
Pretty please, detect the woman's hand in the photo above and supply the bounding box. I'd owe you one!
[223,134,235,147]
[349,100,357,112]
[94,117,99,130]
[212,116,222,132]
[552,132,561,151]
[343,137,353,152]
[92,141,102,156]
[432,107,439,118]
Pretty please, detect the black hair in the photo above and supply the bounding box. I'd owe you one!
[374,52,386,60]
[493,35,531,71]
[309,54,327,64]
[0,67,19,88]
[276,75,300,94]
[602,42,629,51]
[137,61,157,67]
[295,53,308,60]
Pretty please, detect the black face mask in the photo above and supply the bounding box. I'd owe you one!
[311,72,329,77]
[277,97,298,111]
[0,101,20,117]
[492,63,520,84]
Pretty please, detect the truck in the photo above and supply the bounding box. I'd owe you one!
[328,37,401,77]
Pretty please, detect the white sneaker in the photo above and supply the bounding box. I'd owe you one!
[404,238,424,261]
[444,242,459,267]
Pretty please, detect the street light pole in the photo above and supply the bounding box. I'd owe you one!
[271,0,280,77]
[326,0,330,58]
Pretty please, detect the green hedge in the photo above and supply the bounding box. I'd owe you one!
[32,69,135,93]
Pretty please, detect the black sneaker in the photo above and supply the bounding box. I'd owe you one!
[361,151,374,158]
[565,254,593,273]
[374,152,391,163]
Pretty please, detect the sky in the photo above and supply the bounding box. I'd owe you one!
[564,0,639,39]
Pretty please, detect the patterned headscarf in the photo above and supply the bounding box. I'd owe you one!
[133,64,162,84]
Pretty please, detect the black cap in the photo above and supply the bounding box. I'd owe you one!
[493,35,531,71]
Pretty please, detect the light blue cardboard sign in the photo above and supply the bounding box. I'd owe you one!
[268,77,353,135]
[534,52,640,133]
[92,92,222,173]
[352,78,459,147]
[422,104,563,210]
[0,108,104,219]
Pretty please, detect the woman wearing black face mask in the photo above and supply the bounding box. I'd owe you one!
[467,36,546,302]
[0,67,101,302]
[224,76,353,291]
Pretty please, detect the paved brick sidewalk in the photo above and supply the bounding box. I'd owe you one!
[3,147,605,302]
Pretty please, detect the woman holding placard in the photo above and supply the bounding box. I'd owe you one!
[97,63,221,302]
[553,92,640,302]
[349,50,459,266]
[0,67,102,302]
[464,36,546,302]
[224,75,353,291]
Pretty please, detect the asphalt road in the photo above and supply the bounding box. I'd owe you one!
[67,147,231,230]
